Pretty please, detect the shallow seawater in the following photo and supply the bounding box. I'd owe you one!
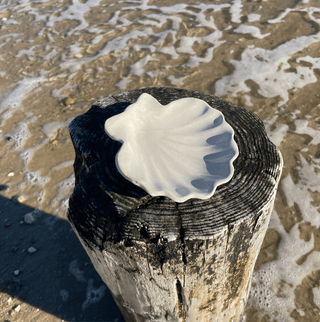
[0,0,320,321]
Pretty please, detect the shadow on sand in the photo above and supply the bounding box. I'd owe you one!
[0,194,124,322]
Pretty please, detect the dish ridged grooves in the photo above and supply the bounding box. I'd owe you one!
[67,87,283,322]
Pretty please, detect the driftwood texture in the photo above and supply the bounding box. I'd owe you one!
[68,87,283,322]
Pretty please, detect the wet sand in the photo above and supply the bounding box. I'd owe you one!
[0,0,320,321]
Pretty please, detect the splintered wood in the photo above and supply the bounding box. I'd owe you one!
[68,87,283,322]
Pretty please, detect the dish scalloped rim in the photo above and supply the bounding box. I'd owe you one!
[105,93,239,202]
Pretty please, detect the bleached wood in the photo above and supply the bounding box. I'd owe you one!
[68,87,283,322]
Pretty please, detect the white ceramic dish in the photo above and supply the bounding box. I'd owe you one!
[105,93,239,202]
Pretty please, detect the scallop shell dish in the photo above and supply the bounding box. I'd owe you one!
[105,93,239,203]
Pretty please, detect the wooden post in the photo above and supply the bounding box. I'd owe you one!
[68,87,283,322]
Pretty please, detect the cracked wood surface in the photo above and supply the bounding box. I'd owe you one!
[67,87,283,322]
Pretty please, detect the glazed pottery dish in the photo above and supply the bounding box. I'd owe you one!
[105,93,239,202]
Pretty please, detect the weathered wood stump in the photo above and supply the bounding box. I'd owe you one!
[67,87,283,322]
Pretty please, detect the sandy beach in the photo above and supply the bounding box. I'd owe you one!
[0,0,320,321]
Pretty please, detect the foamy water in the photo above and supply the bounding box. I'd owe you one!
[1,0,320,320]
